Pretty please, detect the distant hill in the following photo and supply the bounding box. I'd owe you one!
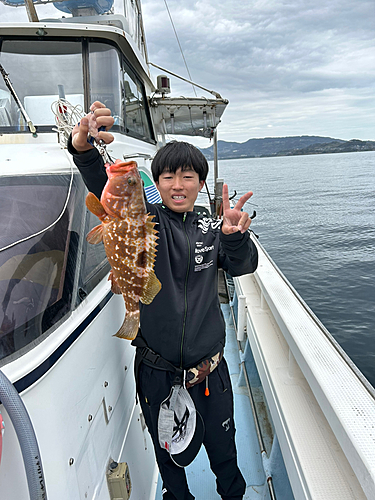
[199,136,375,160]
[275,139,375,156]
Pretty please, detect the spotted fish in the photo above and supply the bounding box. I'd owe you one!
[85,159,161,340]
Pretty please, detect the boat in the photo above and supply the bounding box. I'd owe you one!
[0,1,375,499]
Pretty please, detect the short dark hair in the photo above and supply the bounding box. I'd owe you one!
[151,141,209,183]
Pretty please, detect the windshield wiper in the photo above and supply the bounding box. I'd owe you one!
[0,63,37,137]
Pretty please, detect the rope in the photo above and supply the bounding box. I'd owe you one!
[51,98,85,147]
[163,0,197,97]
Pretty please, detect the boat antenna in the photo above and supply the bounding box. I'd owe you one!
[148,62,223,99]
[163,0,197,97]
[0,63,37,137]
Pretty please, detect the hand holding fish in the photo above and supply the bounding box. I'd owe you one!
[221,184,253,235]
[72,101,114,153]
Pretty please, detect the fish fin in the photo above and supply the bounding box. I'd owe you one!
[108,271,122,294]
[144,214,159,262]
[113,310,140,340]
[145,214,158,231]
[146,213,156,222]
[140,270,162,305]
[86,224,104,244]
[86,192,107,219]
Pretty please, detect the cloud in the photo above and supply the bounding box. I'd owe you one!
[0,2,59,21]
[142,0,375,141]
[0,0,374,142]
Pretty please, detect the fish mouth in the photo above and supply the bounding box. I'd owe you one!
[106,160,138,175]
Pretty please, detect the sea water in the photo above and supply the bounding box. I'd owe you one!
[201,151,375,387]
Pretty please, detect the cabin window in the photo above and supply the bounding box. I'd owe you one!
[89,43,124,129]
[88,41,154,142]
[0,173,85,365]
[122,60,153,142]
[0,38,154,143]
[0,40,84,131]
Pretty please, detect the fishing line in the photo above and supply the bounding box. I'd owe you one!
[0,98,114,254]
[51,98,85,147]
[163,0,197,97]
[0,98,80,254]
[0,163,74,253]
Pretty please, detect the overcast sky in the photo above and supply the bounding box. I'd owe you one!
[141,0,375,145]
[1,0,374,146]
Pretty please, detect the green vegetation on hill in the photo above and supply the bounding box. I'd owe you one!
[275,139,375,156]
[199,136,375,160]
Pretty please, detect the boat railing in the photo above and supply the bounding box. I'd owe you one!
[254,235,375,400]
[234,233,375,500]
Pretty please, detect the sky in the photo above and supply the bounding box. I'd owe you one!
[141,0,375,146]
[1,0,374,147]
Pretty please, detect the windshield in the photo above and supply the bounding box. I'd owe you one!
[0,39,84,131]
[0,174,81,363]
[0,171,112,365]
[0,37,154,141]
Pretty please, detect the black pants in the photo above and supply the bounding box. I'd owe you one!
[138,358,246,500]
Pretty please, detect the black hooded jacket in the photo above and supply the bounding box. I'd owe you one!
[69,141,258,368]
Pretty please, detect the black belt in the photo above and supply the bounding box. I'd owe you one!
[132,333,222,390]
[132,334,184,386]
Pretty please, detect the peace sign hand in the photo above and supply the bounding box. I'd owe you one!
[221,184,253,235]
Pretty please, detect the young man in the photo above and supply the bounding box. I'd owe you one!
[69,102,258,500]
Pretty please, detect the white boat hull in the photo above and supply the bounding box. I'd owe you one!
[0,277,158,499]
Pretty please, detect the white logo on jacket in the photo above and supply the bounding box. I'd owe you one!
[197,217,222,234]
[194,260,214,272]
[195,255,203,264]
[195,244,214,254]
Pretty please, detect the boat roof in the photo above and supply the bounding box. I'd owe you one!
[0,21,154,91]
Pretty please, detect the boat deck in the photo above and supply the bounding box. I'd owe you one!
[155,302,269,499]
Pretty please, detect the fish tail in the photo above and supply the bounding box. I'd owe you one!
[113,310,140,340]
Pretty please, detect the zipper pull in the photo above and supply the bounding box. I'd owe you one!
[183,212,187,222]
[205,376,210,396]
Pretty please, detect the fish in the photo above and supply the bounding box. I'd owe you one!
[85,159,161,340]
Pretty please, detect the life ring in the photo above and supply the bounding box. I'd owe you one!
[0,412,4,466]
